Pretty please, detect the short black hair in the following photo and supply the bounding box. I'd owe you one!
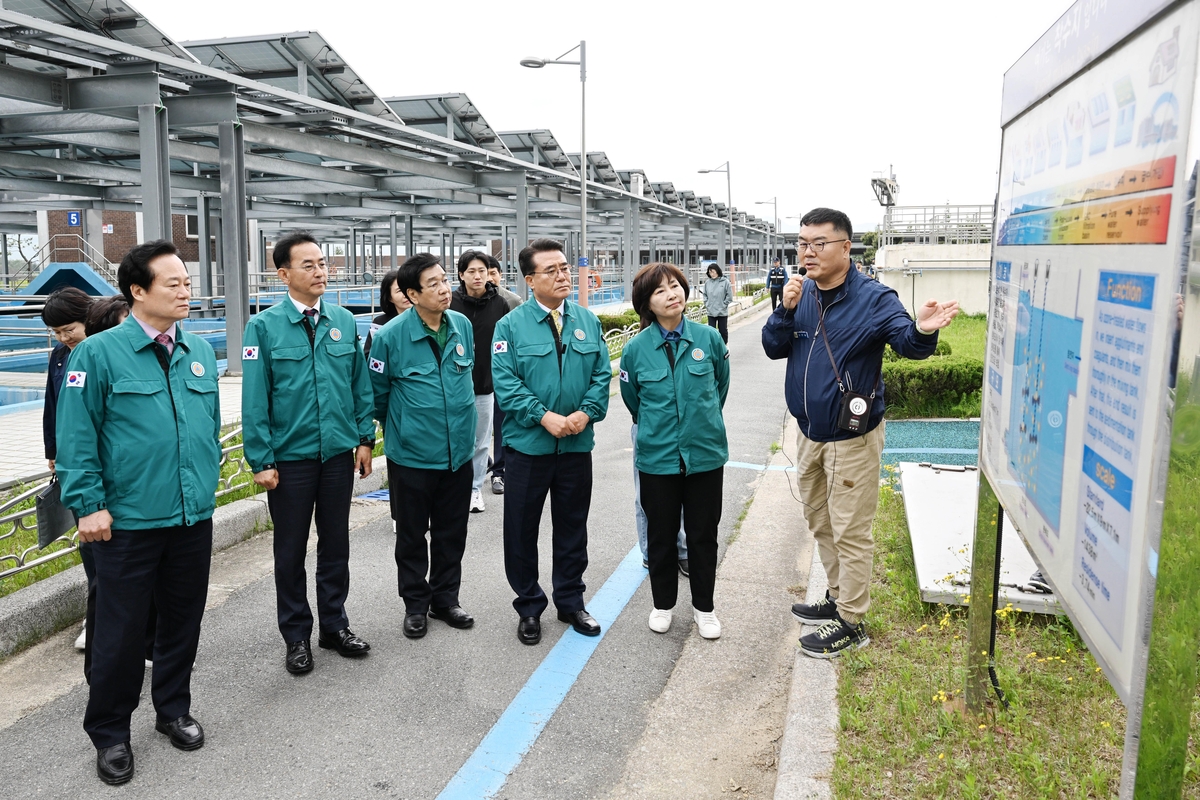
[517,238,564,277]
[41,286,92,328]
[456,249,489,276]
[378,269,401,319]
[800,207,853,239]
[397,252,442,300]
[273,230,320,269]
[85,295,130,336]
[486,254,501,272]
[706,264,723,278]
[118,239,178,305]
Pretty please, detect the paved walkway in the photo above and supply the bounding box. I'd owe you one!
[0,304,821,799]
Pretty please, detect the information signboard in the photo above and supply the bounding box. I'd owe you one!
[983,1,1199,702]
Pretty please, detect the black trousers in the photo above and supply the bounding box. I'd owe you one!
[770,288,783,310]
[388,459,472,613]
[84,584,156,683]
[707,314,729,344]
[268,453,354,643]
[83,519,212,749]
[503,448,592,618]
[491,396,506,479]
[640,468,723,612]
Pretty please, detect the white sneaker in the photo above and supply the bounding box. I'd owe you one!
[470,490,485,513]
[74,622,86,651]
[693,608,722,639]
[648,608,673,633]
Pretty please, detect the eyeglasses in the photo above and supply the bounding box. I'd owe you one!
[535,265,572,277]
[288,262,327,273]
[796,239,848,253]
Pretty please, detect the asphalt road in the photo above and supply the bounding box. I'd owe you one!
[1,304,788,800]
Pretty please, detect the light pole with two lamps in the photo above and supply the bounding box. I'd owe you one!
[521,42,589,306]
[699,161,734,270]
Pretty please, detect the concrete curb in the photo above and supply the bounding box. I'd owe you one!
[774,549,839,799]
[0,454,387,661]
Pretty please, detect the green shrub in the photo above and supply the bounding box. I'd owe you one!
[883,354,983,418]
[597,309,640,333]
[883,340,952,361]
[739,281,765,296]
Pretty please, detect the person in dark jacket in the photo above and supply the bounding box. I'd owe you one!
[762,207,958,659]
[41,287,93,649]
[767,258,788,310]
[486,256,520,495]
[450,250,513,513]
[364,269,411,360]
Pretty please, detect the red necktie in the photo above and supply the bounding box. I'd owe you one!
[155,332,174,356]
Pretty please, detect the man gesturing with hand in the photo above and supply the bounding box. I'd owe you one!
[491,239,611,646]
[763,208,958,660]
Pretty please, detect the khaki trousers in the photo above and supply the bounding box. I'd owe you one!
[796,422,885,625]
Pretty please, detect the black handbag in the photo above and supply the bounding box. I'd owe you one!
[36,477,77,549]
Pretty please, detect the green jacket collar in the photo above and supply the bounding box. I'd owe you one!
[404,308,462,345]
[532,298,573,324]
[652,317,696,351]
[119,314,193,354]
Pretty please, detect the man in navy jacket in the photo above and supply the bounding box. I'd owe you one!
[762,207,958,659]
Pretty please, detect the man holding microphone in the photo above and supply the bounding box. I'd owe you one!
[762,208,958,659]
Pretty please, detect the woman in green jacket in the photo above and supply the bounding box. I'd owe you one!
[619,263,730,639]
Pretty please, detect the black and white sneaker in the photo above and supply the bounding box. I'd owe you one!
[791,590,839,625]
[1027,570,1052,594]
[799,614,869,659]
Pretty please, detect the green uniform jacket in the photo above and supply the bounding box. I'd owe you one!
[240,298,374,472]
[368,308,476,470]
[56,315,222,529]
[491,298,610,455]
[619,319,730,475]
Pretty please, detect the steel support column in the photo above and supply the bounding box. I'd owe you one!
[218,121,249,375]
[138,104,171,241]
[197,194,213,315]
[515,173,529,300]
[389,214,398,268]
[405,214,415,260]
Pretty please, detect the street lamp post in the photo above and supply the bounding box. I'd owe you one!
[699,162,733,269]
[756,196,777,268]
[521,41,588,306]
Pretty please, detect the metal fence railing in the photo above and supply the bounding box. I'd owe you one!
[0,425,256,582]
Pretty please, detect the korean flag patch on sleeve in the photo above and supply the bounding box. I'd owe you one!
[619,368,629,383]
[66,371,86,388]
[369,358,386,374]
[242,346,259,361]
[493,341,508,354]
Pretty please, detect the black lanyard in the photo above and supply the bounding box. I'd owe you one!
[816,298,880,399]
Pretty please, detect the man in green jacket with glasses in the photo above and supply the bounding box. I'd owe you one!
[57,240,221,786]
[368,252,478,640]
[241,231,375,676]
[492,239,611,646]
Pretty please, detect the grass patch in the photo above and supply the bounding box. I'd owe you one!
[885,314,986,420]
[831,482,1136,798]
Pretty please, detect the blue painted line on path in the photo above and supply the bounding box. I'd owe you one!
[882,447,978,455]
[436,546,646,800]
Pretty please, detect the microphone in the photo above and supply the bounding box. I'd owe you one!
[797,266,808,277]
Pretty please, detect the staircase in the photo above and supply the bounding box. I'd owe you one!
[11,234,119,289]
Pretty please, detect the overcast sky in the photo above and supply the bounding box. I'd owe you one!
[137,0,1071,234]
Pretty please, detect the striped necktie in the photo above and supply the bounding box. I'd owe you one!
[154,332,173,356]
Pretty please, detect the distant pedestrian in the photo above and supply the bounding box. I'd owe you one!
[486,255,521,495]
[369,253,477,640]
[241,231,376,675]
[450,250,512,513]
[620,263,729,639]
[701,264,733,344]
[762,207,959,659]
[40,286,93,650]
[767,258,788,311]
[491,239,610,646]
[364,269,411,360]
[57,239,222,785]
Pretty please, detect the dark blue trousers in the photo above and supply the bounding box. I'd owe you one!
[503,448,592,619]
[268,453,354,643]
[490,397,506,479]
[83,519,212,749]
[388,460,472,614]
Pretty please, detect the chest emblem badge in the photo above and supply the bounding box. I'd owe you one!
[574,329,586,340]
[329,328,342,342]
[456,343,465,356]
[691,348,704,361]
[190,362,206,377]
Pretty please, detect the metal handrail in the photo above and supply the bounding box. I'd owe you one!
[0,425,257,581]
[7,234,118,288]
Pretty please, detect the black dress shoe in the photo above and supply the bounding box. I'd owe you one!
[285,639,313,674]
[403,613,428,639]
[517,616,541,645]
[318,627,371,656]
[155,714,205,751]
[678,558,690,577]
[429,605,475,629]
[96,741,134,785]
[557,609,601,636]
